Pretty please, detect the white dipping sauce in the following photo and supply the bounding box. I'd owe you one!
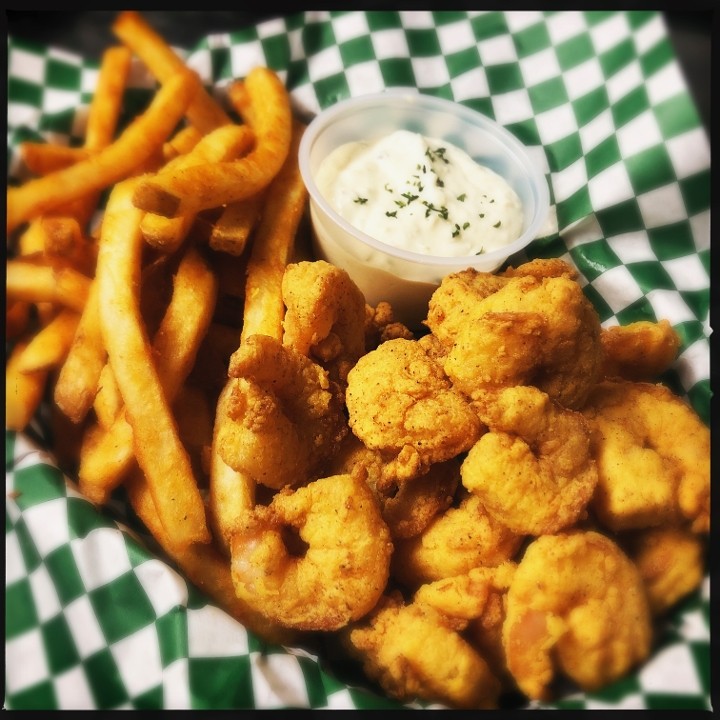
[315,129,524,257]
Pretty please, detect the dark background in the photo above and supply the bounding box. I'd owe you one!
[5,10,711,133]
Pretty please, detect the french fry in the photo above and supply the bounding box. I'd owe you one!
[20,143,90,175]
[132,67,291,218]
[93,363,124,429]
[80,243,218,504]
[84,46,133,151]
[7,71,198,234]
[208,191,265,256]
[72,44,134,231]
[54,279,106,424]
[39,216,96,275]
[95,179,210,547]
[17,219,47,256]
[112,11,231,133]
[240,119,307,343]
[6,258,91,313]
[140,123,254,252]
[208,383,258,553]
[162,124,202,162]
[6,339,49,432]
[15,309,80,374]
[208,121,307,553]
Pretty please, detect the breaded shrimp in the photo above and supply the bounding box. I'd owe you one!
[426,265,603,409]
[501,256,579,281]
[620,526,707,616]
[217,334,347,489]
[364,300,414,350]
[600,319,680,381]
[342,591,501,709]
[325,433,459,539]
[230,470,392,631]
[461,386,598,536]
[503,531,652,701]
[442,311,547,399]
[345,337,483,489]
[582,379,710,534]
[414,562,517,689]
[282,260,367,385]
[391,490,523,589]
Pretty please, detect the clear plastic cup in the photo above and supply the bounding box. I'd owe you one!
[298,89,550,329]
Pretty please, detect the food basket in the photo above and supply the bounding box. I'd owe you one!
[6,10,710,710]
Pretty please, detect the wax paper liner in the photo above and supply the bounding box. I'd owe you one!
[6,10,711,710]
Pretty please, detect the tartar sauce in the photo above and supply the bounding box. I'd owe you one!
[315,129,524,257]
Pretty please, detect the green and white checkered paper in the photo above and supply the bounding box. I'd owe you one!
[6,10,711,710]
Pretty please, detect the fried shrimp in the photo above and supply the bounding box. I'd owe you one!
[391,490,523,589]
[461,386,598,536]
[582,379,710,534]
[501,256,580,281]
[425,265,603,409]
[217,334,347,489]
[503,531,652,701]
[620,526,707,616]
[364,300,414,350]
[442,311,547,399]
[345,338,483,488]
[342,591,502,709]
[282,260,367,385]
[229,471,392,631]
[325,433,459,540]
[600,319,680,381]
[414,562,517,688]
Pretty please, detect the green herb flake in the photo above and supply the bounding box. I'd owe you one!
[354,196,368,204]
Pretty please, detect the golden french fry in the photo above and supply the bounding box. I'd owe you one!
[93,363,124,429]
[16,216,95,275]
[6,339,49,432]
[208,382,257,553]
[20,143,90,175]
[17,219,47,256]
[71,44,134,231]
[95,182,211,546]
[140,123,254,252]
[39,215,83,254]
[209,191,265,256]
[112,10,231,133]
[163,124,202,162]
[208,121,307,554]
[241,119,307,343]
[6,259,91,313]
[54,279,106,424]
[80,243,217,504]
[132,67,291,218]
[84,45,133,151]
[124,466,293,644]
[39,216,96,274]
[15,309,80,373]
[7,72,198,234]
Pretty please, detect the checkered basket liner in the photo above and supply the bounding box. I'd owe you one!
[6,10,711,710]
